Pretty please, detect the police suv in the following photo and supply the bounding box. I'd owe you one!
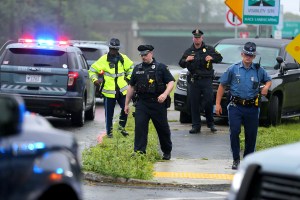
[0,94,82,200]
[174,38,300,126]
[0,39,96,126]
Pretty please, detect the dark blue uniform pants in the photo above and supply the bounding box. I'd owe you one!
[189,78,214,129]
[228,103,259,161]
[134,99,172,154]
[104,95,127,134]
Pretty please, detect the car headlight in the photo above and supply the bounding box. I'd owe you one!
[228,168,245,200]
[176,72,188,91]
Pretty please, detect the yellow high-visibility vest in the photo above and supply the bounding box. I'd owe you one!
[89,53,134,98]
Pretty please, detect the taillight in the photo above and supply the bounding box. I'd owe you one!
[68,72,79,89]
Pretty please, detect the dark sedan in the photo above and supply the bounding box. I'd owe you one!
[174,38,300,126]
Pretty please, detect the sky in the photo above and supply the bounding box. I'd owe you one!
[281,0,300,14]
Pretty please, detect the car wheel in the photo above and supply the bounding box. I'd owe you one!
[86,96,96,120]
[71,100,85,127]
[268,95,281,126]
[180,111,192,123]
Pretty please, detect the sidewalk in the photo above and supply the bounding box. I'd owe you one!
[84,107,236,190]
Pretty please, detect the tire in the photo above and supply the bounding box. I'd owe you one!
[86,96,96,120]
[268,95,281,126]
[71,100,85,127]
[179,111,192,123]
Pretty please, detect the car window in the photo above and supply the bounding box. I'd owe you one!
[67,52,79,69]
[215,44,280,70]
[79,47,102,60]
[285,51,298,64]
[78,54,88,70]
[2,48,68,68]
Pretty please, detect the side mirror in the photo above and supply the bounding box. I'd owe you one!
[0,94,25,137]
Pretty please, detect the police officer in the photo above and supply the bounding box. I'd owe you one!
[215,42,272,169]
[89,38,134,138]
[179,29,223,134]
[124,45,175,160]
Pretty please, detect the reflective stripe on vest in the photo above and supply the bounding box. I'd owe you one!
[104,71,125,78]
[102,85,128,94]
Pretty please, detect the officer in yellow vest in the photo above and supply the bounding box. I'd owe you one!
[89,38,134,138]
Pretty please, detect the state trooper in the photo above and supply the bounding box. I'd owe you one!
[179,29,223,134]
[89,38,134,138]
[215,42,272,169]
[124,45,175,160]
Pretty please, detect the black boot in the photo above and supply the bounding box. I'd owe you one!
[189,127,200,134]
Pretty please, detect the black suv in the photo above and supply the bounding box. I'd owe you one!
[0,39,96,126]
[174,38,300,126]
[70,40,109,98]
[0,93,82,200]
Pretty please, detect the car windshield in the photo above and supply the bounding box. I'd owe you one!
[79,47,102,60]
[2,48,68,68]
[215,44,280,70]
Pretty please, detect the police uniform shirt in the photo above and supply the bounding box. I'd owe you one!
[129,60,175,95]
[219,61,271,99]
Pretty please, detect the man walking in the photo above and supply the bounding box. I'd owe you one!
[89,38,134,138]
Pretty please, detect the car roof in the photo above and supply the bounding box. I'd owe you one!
[6,42,82,53]
[69,40,109,49]
[216,38,292,48]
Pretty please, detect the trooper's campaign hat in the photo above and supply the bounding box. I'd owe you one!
[192,29,204,38]
[108,38,120,49]
[137,44,154,56]
[242,42,257,55]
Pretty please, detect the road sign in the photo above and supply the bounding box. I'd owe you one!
[273,21,300,38]
[243,0,280,25]
[286,34,300,64]
[225,0,243,21]
[226,9,243,26]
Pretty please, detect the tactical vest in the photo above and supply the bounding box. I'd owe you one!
[135,62,166,95]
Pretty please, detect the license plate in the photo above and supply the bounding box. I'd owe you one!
[26,75,41,83]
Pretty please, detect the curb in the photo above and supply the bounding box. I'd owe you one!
[83,172,231,191]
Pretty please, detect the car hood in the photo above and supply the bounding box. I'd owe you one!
[213,63,231,77]
[240,142,300,175]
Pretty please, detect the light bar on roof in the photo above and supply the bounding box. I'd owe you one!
[18,38,68,46]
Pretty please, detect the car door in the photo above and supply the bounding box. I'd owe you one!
[281,52,300,115]
[78,53,94,106]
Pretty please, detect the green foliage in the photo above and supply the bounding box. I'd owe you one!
[240,119,300,152]
[82,107,161,180]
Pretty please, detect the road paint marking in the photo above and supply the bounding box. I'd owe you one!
[153,172,234,180]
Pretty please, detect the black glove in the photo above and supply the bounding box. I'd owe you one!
[93,80,102,87]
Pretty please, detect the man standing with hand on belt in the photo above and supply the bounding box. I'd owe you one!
[179,29,223,134]
[215,42,272,170]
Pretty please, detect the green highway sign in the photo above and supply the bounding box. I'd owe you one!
[273,21,300,38]
[243,0,280,25]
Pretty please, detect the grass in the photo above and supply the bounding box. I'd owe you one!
[240,118,300,152]
[82,107,161,180]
